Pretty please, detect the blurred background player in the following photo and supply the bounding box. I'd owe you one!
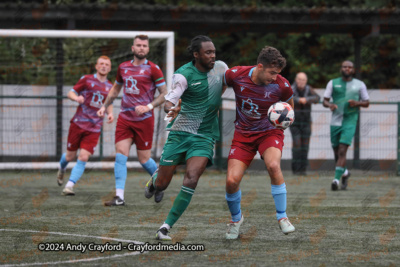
[57,56,114,195]
[97,35,167,206]
[323,60,369,191]
[224,46,295,239]
[144,35,228,240]
[290,72,320,175]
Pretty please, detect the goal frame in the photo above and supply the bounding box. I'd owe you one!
[0,29,174,91]
[0,29,174,170]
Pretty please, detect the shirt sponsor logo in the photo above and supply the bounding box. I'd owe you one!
[241,98,261,119]
[90,91,104,108]
[191,82,201,86]
[334,85,342,88]
[125,76,140,95]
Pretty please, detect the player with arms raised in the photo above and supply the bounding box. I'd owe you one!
[224,46,295,239]
[97,35,167,206]
[57,56,114,195]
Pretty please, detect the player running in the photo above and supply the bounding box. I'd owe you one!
[97,35,167,206]
[323,60,369,191]
[58,56,114,195]
[144,35,228,240]
[224,46,296,239]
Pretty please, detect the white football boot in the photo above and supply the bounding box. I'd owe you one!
[226,215,244,240]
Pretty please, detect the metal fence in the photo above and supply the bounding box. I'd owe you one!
[1,87,399,174]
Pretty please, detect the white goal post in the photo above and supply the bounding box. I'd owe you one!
[0,29,174,170]
[0,29,174,91]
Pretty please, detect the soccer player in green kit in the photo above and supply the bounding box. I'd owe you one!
[323,60,369,191]
[144,35,228,240]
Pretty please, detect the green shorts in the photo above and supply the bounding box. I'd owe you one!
[330,124,356,147]
[159,131,215,166]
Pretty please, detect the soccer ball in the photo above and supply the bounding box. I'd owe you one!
[267,102,295,129]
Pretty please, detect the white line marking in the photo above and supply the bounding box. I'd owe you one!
[0,228,146,266]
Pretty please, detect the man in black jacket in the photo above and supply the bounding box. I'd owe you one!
[290,72,320,175]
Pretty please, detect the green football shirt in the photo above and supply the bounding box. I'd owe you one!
[324,77,369,126]
[164,60,228,141]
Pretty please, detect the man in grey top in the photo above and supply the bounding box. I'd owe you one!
[290,72,320,176]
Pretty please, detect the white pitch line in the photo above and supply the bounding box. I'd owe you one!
[0,228,146,266]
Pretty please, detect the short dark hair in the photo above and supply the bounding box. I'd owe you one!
[134,35,149,41]
[187,35,212,57]
[257,46,286,69]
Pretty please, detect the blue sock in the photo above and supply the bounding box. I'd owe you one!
[68,160,86,184]
[226,190,242,222]
[271,183,287,221]
[115,153,128,190]
[59,153,68,169]
[141,158,157,176]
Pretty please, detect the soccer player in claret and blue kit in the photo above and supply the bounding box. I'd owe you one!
[57,56,114,196]
[97,35,167,206]
[224,46,296,239]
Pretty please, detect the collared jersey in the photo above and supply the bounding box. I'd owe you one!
[164,60,228,141]
[224,66,293,133]
[115,59,165,121]
[70,74,113,132]
[324,77,369,126]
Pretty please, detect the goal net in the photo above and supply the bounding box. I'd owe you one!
[0,30,174,169]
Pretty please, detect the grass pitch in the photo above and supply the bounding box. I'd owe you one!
[0,169,399,266]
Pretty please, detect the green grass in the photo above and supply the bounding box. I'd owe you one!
[0,169,399,266]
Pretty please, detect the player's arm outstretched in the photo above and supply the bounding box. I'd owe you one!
[135,84,167,116]
[97,83,123,118]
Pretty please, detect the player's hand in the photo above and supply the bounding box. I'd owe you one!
[135,105,150,116]
[330,104,338,111]
[348,100,357,107]
[106,113,114,123]
[166,99,181,122]
[97,106,106,118]
[299,97,307,105]
[76,96,84,104]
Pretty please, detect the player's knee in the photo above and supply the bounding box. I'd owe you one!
[226,176,240,192]
[338,149,347,158]
[138,157,150,165]
[183,171,200,189]
[78,155,90,162]
[65,154,75,162]
[266,161,281,175]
